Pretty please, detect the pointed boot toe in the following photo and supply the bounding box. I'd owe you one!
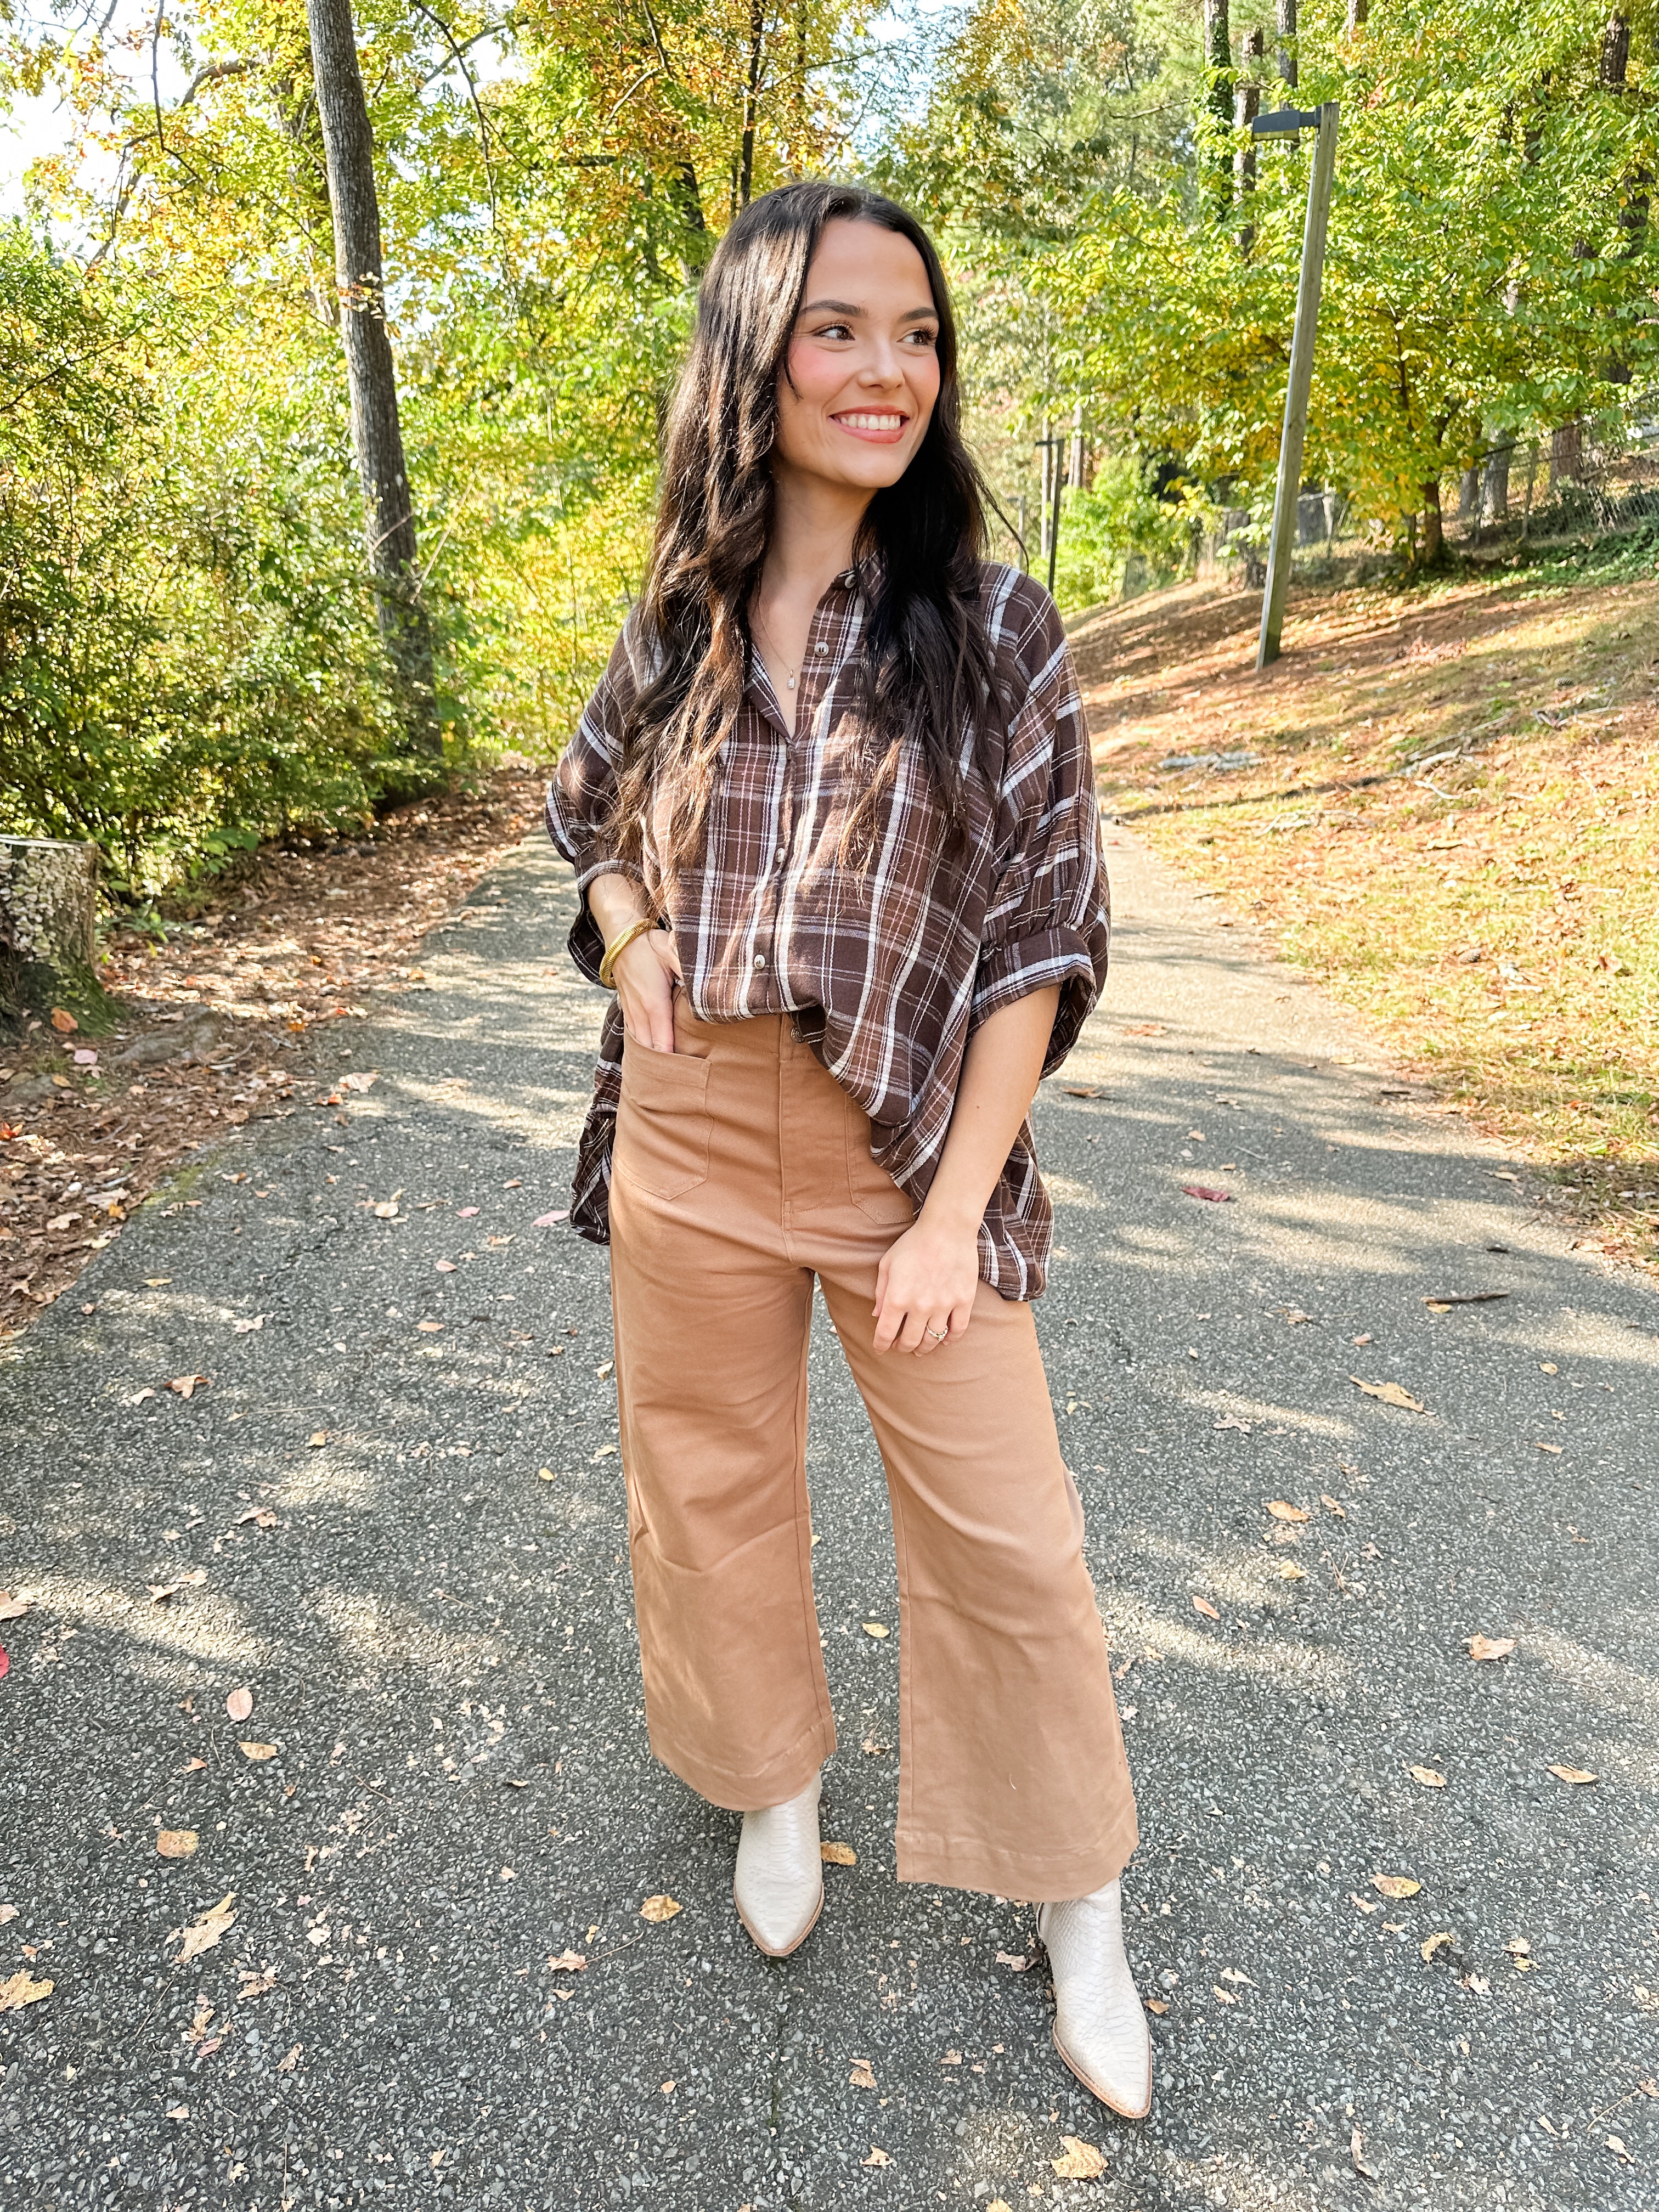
[1036,1879,1154,2121]
[733,1771,823,1959]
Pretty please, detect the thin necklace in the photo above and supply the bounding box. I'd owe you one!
[752,612,799,692]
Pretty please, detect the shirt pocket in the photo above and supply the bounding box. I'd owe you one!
[844,1093,916,1228]
[616,1040,713,1202]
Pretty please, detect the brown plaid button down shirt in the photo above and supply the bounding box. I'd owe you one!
[545,560,1109,1299]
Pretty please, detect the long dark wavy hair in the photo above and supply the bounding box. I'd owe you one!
[608,179,1003,876]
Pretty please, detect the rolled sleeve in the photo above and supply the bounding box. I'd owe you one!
[970,594,1110,1073]
[545,628,646,984]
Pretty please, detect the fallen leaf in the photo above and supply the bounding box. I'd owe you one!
[166,1374,208,1400]
[417,1321,444,1333]
[533,1210,569,1226]
[1278,1562,1307,1581]
[0,1969,54,2012]
[49,1008,77,1033]
[1423,1290,1510,1306]
[1320,1493,1346,1517]
[1350,1376,1427,1413]
[372,1196,401,1219]
[275,2044,302,2074]
[862,1621,890,1639]
[1218,1967,1257,1987]
[1410,1766,1447,1788]
[1350,2126,1377,2180]
[239,1742,280,1762]
[940,2050,961,2065]
[456,1206,479,1218]
[1212,1985,1237,2004]
[1420,1931,1454,1961]
[0,1592,29,1621]
[307,1430,328,1447]
[1145,1996,1170,2015]
[1607,2136,1630,2161]
[1061,1084,1102,1097]
[1121,1022,1165,1035]
[591,1443,616,1460]
[548,1951,588,1972]
[1535,1441,1564,1454]
[237,1970,277,2000]
[1370,1874,1421,1899]
[235,1506,278,1530]
[995,1951,1029,1971]
[1191,1595,1220,1620]
[1052,2136,1108,2181]
[537,1467,556,1482]
[1466,1634,1515,1662]
[165,2104,189,2120]
[339,1071,378,1092]
[0,1905,15,1923]
[1266,1499,1310,1522]
[849,2058,878,2090]
[862,2147,891,2168]
[1181,1184,1234,1203]
[821,1842,857,1866]
[661,2079,675,2094]
[640,1894,681,1923]
[171,1894,236,1964]
[156,1830,199,1860]
[126,1388,156,1406]
[595,1360,614,1380]
[435,1260,456,1273]
[860,1736,890,1755]
[225,1686,254,1723]
[1351,1893,1378,1913]
[1548,1764,1597,1785]
[232,1316,264,1334]
[148,1569,207,1604]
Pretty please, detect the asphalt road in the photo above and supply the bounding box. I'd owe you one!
[2,826,1656,2212]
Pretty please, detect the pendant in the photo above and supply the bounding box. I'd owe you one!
[787,675,797,689]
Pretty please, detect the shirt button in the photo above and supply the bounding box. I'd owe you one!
[753,953,767,970]
[815,641,828,654]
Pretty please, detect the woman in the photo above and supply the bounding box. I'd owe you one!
[546,179,1150,2119]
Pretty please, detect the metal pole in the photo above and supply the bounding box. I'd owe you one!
[1256,100,1339,670]
[1048,453,1063,597]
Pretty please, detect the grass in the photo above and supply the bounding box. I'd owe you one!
[1068,541,1659,1273]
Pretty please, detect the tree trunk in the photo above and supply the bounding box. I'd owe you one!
[1601,11,1630,86]
[0,838,100,1019]
[738,0,765,207]
[1346,0,1368,31]
[1203,0,1233,130]
[1421,479,1444,566]
[1459,466,1480,523]
[1277,0,1297,88]
[304,0,439,755]
[1234,27,1262,249]
[1484,440,1511,522]
[1551,422,1584,484]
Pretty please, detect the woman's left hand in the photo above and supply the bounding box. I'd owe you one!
[872,1212,979,1355]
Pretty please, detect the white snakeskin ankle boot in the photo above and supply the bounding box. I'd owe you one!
[1035,1878,1154,2119]
[732,1770,823,1958]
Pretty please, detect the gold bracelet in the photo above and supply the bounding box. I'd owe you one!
[598,916,657,989]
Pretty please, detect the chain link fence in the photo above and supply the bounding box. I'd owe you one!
[1200,385,1659,585]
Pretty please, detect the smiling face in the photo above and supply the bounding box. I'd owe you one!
[772,217,943,499]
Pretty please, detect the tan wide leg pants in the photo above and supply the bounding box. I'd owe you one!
[607,997,1138,1901]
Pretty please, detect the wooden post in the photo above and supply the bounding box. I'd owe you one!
[1256,101,1340,672]
[0,837,100,1015]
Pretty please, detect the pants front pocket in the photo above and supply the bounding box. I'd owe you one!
[845,1094,916,1227]
[616,1040,713,1201]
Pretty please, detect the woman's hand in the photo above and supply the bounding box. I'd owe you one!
[612,927,682,1053]
[872,1211,980,1356]
[589,872,682,1053]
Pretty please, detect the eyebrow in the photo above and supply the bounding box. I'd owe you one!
[797,297,939,324]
